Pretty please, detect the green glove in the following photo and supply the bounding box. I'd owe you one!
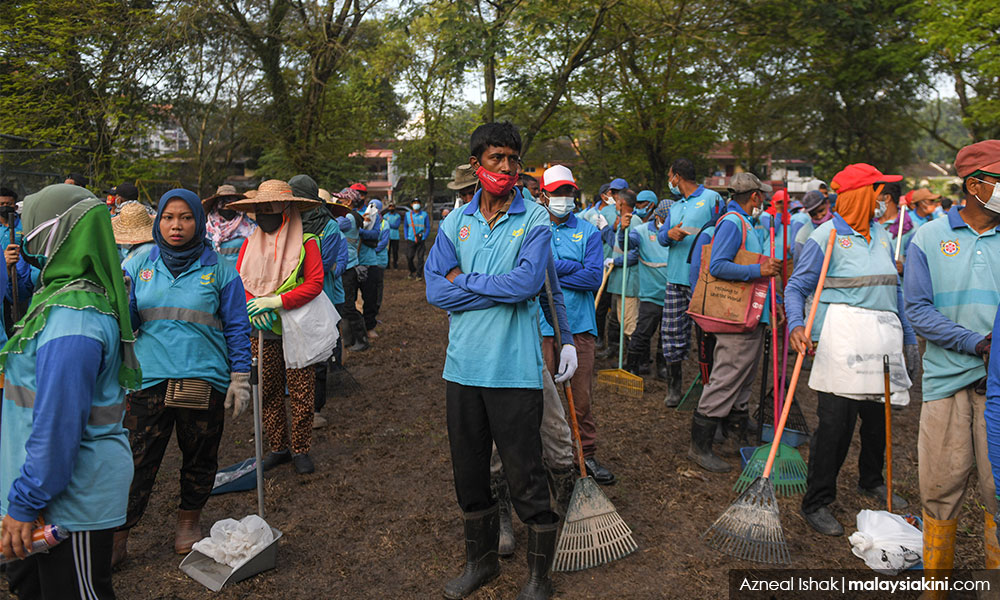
[247,295,283,317]
[250,310,276,330]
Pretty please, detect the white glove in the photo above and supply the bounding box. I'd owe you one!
[604,257,614,269]
[595,213,609,230]
[554,344,578,383]
[225,372,251,418]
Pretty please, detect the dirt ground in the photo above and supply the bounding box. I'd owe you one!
[66,261,988,599]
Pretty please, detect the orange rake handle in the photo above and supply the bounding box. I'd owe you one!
[762,228,836,479]
[544,273,588,480]
[593,264,613,310]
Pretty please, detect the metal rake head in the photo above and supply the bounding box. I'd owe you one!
[596,369,644,399]
[553,477,638,572]
[704,476,790,564]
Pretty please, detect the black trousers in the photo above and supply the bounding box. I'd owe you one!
[595,284,612,344]
[801,392,885,513]
[446,382,557,525]
[360,265,384,331]
[6,529,116,600]
[389,239,400,268]
[406,239,426,276]
[337,267,366,345]
[314,355,336,412]
[627,300,663,361]
[121,382,226,529]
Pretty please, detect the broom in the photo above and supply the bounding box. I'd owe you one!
[734,223,807,496]
[544,276,637,572]
[597,215,643,398]
[704,228,837,564]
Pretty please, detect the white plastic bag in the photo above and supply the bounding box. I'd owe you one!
[849,509,922,574]
[280,294,340,369]
[191,515,275,569]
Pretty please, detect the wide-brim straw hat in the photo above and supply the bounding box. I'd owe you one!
[226,179,320,212]
[202,184,246,213]
[446,164,478,190]
[112,201,154,245]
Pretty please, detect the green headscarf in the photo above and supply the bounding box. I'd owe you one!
[0,184,141,389]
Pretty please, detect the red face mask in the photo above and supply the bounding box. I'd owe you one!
[475,166,518,197]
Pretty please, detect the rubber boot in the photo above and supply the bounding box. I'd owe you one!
[920,511,956,600]
[175,509,202,555]
[655,353,668,381]
[547,466,576,518]
[985,511,1000,569]
[516,523,558,600]
[443,505,501,600]
[663,362,683,408]
[688,412,731,472]
[625,350,645,375]
[596,340,618,360]
[491,474,515,558]
[111,530,128,569]
[721,409,751,457]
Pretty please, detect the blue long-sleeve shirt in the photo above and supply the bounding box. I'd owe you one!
[709,203,764,282]
[688,227,715,289]
[539,255,574,346]
[985,303,1000,500]
[656,185,724,286]
[614,223,641,269]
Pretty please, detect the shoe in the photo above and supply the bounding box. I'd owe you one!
[348,341,370,352]
[515,523,557,600]
[663,362,684,407]
[293,453,315,474]
[687,412,731,473]
[547,466,576,518]
[800,506,844,536]
[857,485,908,510]
[407,273,415,280]
[175,509,202,554]
[655,354,668,381]
[261,450,291,471]
[491,474,515,558]
[367,329,379,339]
[625,351,649,375]
[595,344,618,360]
[584,456,616,486]
[111,530,128,569]
[443,506,501,600]
[312,412,328,429]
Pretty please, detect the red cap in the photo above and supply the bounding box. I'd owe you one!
[350,183,367,192]
[540,165,577,192]
[830,163,902,194]
[772,189,789,204]
[901,190,914,207]
[954,140,1000,178]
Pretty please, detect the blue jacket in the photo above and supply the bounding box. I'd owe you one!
[403,210,431,242]
[319,219,348,306]
[625,219,670,305]
[127,245,252,392]
[337,213,363,269]
[904,207,1000,401]
[984,303,1000,500]
[1,307,132,530]
[657,185,723,286]
[541,213,602,337]
[425,189,551,388]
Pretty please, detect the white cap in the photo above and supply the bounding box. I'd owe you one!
[541,165,577,192]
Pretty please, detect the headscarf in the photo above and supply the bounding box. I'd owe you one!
[206,196,256,251]
[886,210,914,238]
[834,183,882,242]
[653,198,672,225]
[289,174,329,236]
[0,184,141,389]
[154,189,209,277]
[238,201,304,297]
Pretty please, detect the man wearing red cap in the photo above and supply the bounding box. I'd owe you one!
[350,183,368,203]
[786,163,915,536]
[906,140,1000,584]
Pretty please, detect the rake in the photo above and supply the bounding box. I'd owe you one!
[597,217,643,398]
[676,327,713,411]
[704,228,836,564]
[674,373,702,412]
[544,276,637,572]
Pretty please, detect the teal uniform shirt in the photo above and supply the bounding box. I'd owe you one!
[339,214,361,269]
[598,202,618,259]
[425,190,552,389]
[539,214,602,337]
[1,307,132,531]
[214,237,247,270]
[386,212,402,241]
[658,186,723,286]
[374,218,390,267]
[319,219,346,305]
[905,207,1000,401]
[607,219,640,298]
[632,220,671,305]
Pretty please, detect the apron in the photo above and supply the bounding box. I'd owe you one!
[808,303,912,406]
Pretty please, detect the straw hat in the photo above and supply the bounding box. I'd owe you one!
[226,179,320,212]
[202,184,245,214]
[111,201,154,245]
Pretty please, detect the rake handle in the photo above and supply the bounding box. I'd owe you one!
[593,263,613,310]
[762,228,836,480]
[883,354,893,512]
[617,219,630,370]
[544,273,587,479]
[894,204,906,262]
[770,221,779,428]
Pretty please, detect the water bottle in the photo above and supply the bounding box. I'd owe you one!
[0,524,69,563]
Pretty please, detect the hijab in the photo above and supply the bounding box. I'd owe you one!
[289,174,330,236]
[0,184,141,389]
[154,189,209,277]
[238,201,305,297]
[834,184,882,242]
[206,196,256,251]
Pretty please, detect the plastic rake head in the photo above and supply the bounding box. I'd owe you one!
[675,374,703,412]
[553,477,638,572]
[704,477,790,564]
[734,443,808,497]
[596,369,644,399]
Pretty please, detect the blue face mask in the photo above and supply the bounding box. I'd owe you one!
[669,183,681,197]
[633,205,649,219]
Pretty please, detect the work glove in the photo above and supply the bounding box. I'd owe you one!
[225,372,251,418]
[554,344,578,383]
[604,257,615,269]
[976,333,992,365]
[247,295,282,317]
[904,344,920,383]
[250,310,276,331]
[595,213,608,230]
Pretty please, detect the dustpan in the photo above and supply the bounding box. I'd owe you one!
[181,335,280,590]
[597,218,643,398]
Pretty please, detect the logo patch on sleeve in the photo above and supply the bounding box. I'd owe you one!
[458,225,470,241]
[838,237,853,249]
[139,269,154,282]
[940,239,960,256]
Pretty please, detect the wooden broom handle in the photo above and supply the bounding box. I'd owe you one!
[544,273,587,479]
[763,228,837,479]
[593,263,613,309]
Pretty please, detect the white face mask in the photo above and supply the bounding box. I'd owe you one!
[974,178,1000,215]
[546,196,575,217]
[412,203,420,211]
[604,195,615,206]
[874,200,887,220]
[751,206,763,218]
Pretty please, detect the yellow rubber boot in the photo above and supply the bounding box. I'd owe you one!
[985,512,1000,569]
[921,511,957,599]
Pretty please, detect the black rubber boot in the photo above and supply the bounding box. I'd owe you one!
[655,353,668,381]
[721,409,751,457]
[547,466,576,518]
[443,506,501,599]
[596,342,618,360]
[491,475,515,557]
[624,350,643,375]
[688,412,732,473]
[516,523,558,600]
[663,362,684,408]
